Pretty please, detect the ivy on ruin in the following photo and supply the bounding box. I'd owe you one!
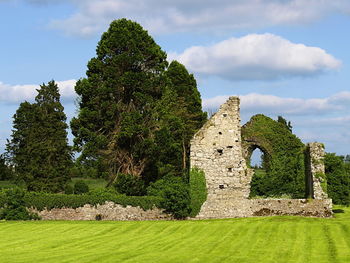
[241,114,306,198]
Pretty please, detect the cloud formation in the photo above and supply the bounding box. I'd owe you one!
[43,0,350,37]
[0,80,76,103]
[169,34,341,81]
[203,91,350,153]
[203,91,350,116]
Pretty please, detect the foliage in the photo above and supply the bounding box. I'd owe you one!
[70,18,168,185]
[189,168,207,217]
[0,188,40,220]
[23,189,162,211]
[73,180,89,194]
[0,154,13,180]
[325,153,350,205]
[6,81,72,193]
[249,168,267,197]
[71,19,206,189]
[277,116,292,132]
[154,61,206,177]
[147,175,191,218]
[242,114,305,198]
[64,184,74,195]
[114,173,146,196]
[70,177,107,191]
[70,159,108,179]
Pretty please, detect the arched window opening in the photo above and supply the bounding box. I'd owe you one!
[249,147,268,198]
[250,148,264,169]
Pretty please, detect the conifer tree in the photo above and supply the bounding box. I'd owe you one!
[70,19,168,183]
[6,81,72,192]
[164,61,207,172]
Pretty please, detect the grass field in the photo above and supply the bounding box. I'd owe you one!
[0,178,108,191]
[0,206,349,263]
[70,177,108,190]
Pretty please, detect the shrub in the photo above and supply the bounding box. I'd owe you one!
[74,180,89,194]
[0,188,40,220]
[64,184,74,194]
[189,168,207,217]
[24,189,162,211]
[147,175,191,219]
[114,174,145,196]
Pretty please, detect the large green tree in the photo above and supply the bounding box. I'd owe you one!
[71,19,168,183]
[6,81,72,192]
[153,61,206,178]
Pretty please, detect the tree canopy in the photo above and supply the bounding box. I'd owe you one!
[71,19,205,186]
[71,19,168,182]
[6,81,72,192]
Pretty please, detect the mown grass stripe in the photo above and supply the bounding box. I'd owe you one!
[0,206,349,262]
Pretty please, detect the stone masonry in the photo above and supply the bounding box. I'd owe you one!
[190,96,332,219]
[307,142,328,199]
[30,201,172,221]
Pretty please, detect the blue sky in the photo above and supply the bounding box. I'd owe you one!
[1,0,350,157]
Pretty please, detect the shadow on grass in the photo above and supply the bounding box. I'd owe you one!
[332,209,345,214]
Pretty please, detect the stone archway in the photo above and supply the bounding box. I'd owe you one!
[241,114,306,198]
[190,96,331,219]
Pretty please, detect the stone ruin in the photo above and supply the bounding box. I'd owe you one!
[190,96,332,219]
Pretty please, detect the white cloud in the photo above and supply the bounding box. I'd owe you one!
[169,34,341,81]
[0,80,76,103]
[203,91,350,115]
[44,0,350,37]
[204,91,350,154]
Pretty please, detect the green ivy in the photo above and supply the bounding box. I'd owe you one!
[189,168,207,217]
[242,114,306,198]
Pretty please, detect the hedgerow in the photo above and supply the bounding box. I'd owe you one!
[23,189,162,211]
[0,189,162,211]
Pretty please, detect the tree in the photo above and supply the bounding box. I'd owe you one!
[70,19,168,184]
[145,61,206,182]
[165,61,207,172]
[325,153,350,205]
[6,81,72,192]
[0,154,13,180]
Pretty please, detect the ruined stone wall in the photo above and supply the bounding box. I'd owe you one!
[190,97,254,218]
[190,96,332,219]
[30,202,172,221]
[195,199,332,219]
[307,142,328,199]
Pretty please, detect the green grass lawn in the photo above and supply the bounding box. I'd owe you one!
[0,206,349,263]
[70,177,108,190]
[0,178,108,191]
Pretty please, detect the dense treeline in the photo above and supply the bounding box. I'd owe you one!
[0,19,206,219]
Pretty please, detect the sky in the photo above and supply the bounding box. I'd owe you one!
[1,0,350,158]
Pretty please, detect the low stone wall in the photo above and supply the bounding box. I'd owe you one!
[250,199,332,217]
[30,201,172,221]
[30,199,332,221]
[196,198,332,219]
